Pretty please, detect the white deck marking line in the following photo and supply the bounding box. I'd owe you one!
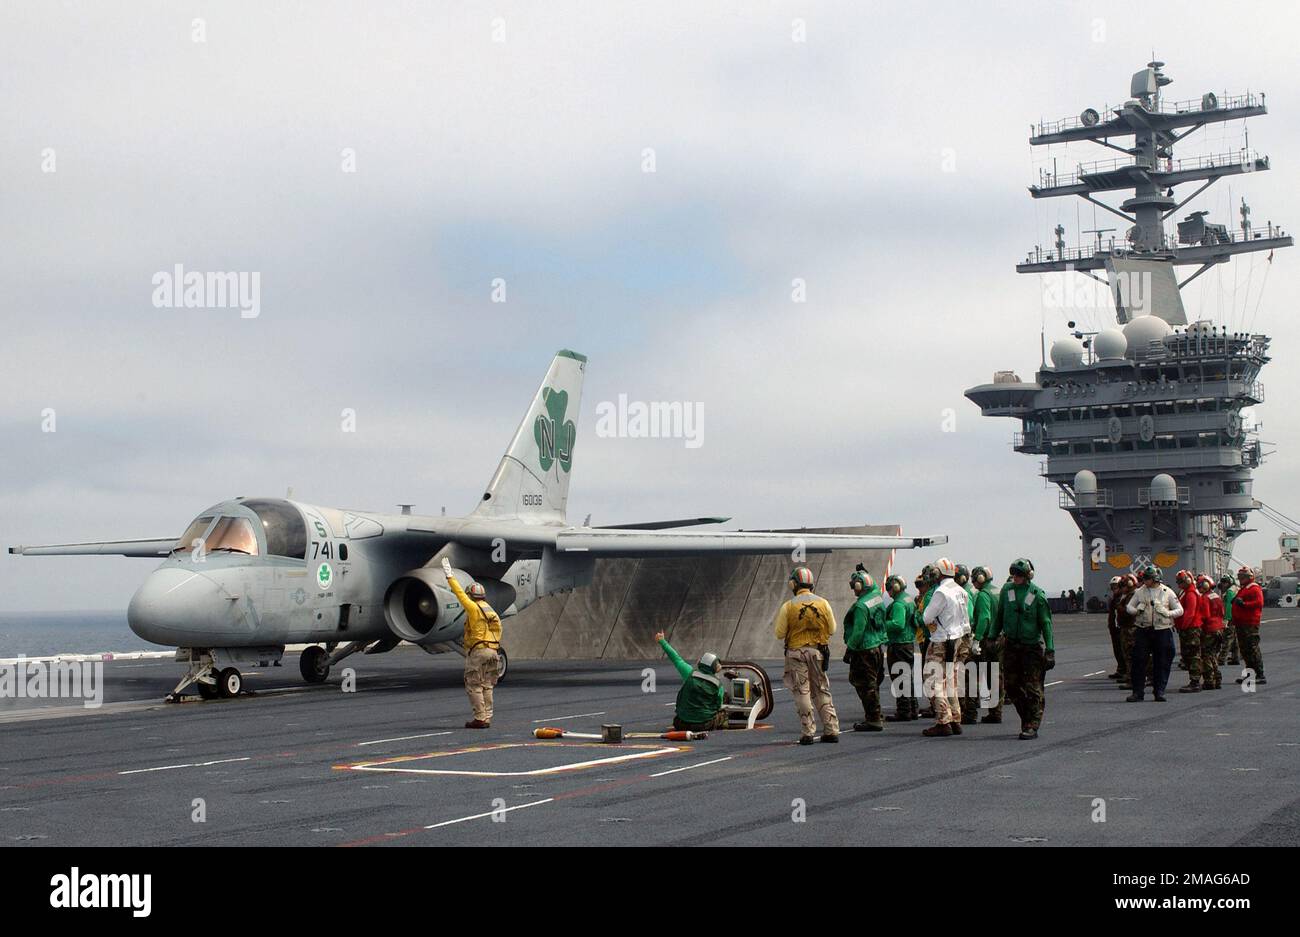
[119,756,251,775]
[1083,670,1106,676]
[1044,680,1064,687]
[530,711,606,723]
[650,756,733,778]
[424,798,554,829]
[358,732,453,746]
[349,745,680,778]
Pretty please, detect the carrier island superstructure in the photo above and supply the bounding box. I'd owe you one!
[966,62,1292,603]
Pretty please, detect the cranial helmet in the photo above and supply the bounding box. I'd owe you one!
[790,566,815,591]
[1009,558,1035,579]
[1142,565,1161,583]
[935,558,957,578]
[850,570,874,593]
[697,652,721,675]
[467,582,487,600]
[1175,570,1194,588]
[1237,566,1255,582]
[1196,575,1213,592]
[954,564,970,585]
[971,566,991,586]
[1109,576,1122,588]
[885,575,906,596]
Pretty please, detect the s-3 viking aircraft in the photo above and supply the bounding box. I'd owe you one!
[10,350,946,701]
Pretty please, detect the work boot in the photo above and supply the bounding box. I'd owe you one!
[798,735,815,746]
[921,723,952,737]
[1118,681,1131,690]
[919,708,936,719]
[980,713,1002,724]
[961,714,978,725]
[949,721,963,735]
[1153,694,1167,702]
[464,719,490,729]
[819,733,839,743]
[886,712,910,722]
[1126,693,1143,702]
[853,722,884,732]
[1227,657,1240,665]
[1178,684,1201,694]
[1018,727,1039,740]
[1108,671,1122,680]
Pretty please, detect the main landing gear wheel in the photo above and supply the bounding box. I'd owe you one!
[496,648,509,684]
[217,668,243,698]
[300,645,330,684]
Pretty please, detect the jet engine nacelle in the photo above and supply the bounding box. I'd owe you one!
[383,566,516,645]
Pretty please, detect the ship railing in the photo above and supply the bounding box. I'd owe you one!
[1032,92,1264,136]
[1021,223,1287,267]
[1138,486,1192,507]
[1035,149,1263,190]
[1060,489,1115,509]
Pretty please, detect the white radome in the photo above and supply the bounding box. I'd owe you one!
[1094,328,1128,360]
[1150,473,1178,502]
[1122,315,1173,357]
[1050,336,1085,368]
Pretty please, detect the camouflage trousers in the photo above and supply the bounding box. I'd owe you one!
[1200,630,1223,689]
[886,642,918,717]
[1119,625,1137,687]
[847,646,885,726]
[464,647,500,722]
[955,635,979,722]
[977,636,1005,717]
[923,639,959,726]
[674,711,730,732]
[1003,641,1046,731]
[1219,625,1239,664]
[783,646,840,738]
[1236,626,1265,681]
[1177,628,1203,687]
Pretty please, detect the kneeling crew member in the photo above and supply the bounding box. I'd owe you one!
[844,568,888,731]
[655,631,728,731]
[775,566,840,745]
[442,557,502,729]
[989,558,1055,740]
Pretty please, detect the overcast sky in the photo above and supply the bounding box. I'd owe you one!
[3,1,1299,612]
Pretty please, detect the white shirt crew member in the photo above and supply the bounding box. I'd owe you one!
[1125,584,1183,630]
[923,577,970,642]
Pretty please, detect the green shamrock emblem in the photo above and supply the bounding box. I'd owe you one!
[533,387,575,473]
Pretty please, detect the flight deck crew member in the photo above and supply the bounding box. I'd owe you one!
[1196,576,1225,690]
[954,564,979,724]
[970,566,1004,724]
[1125,565,1181,702]
[1106,576,1125,679]
[883,575,919,722]
[441,557,503,728]
[1116,574,1138,691]
[775,566,840,745]
[988,558,1054,740]
[920,558,969,737]
[843,569,888,731]
[1232,567,1266,685]
[654,632,728,731]
[1217,574,1239,666]
[1174,570,1204,693]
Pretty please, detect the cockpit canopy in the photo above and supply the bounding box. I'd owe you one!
[171,498,307,560]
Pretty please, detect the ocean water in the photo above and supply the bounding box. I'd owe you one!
[0,611,169,658]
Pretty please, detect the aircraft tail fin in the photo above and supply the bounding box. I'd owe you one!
[472,350,586,524]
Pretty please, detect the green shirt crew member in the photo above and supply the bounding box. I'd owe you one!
[844,570,888,732]
[656,633,727,732]
[989,558,1055,740]
[883,575,920,722]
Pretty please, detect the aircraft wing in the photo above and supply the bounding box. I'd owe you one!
[551,529,945,558]
[594,516,730,530]
[8,538,177,558]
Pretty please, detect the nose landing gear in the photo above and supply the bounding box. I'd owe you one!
[164,647,283,702]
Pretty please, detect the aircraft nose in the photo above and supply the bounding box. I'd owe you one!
[128,568,237,646]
